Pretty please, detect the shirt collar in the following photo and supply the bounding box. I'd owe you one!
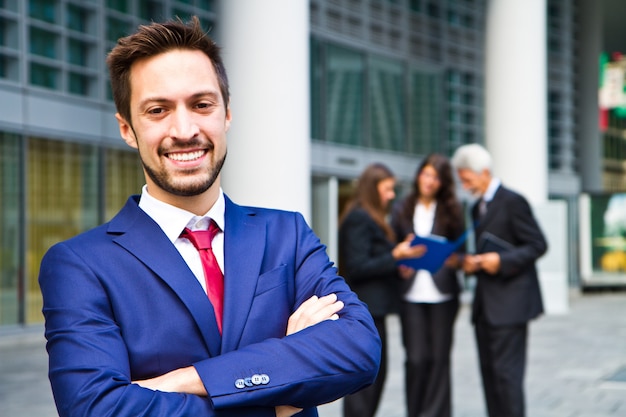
[483,177,501,202]
[138,185,226,243]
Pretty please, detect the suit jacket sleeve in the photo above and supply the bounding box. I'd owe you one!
[40,241,234,417]
[196,211,381,410]
[493,192,548,278]
[40,208,380,416]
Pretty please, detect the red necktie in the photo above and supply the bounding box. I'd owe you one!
[181,221,224,334]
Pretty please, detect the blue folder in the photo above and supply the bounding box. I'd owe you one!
[396,230,469,273]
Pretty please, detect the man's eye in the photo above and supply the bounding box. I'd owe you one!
[148,108,164,115]
[196,102,214,110]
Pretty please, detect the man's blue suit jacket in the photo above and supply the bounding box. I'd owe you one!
[39,195,381,417]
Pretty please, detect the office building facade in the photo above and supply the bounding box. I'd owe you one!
[0,0,621,327]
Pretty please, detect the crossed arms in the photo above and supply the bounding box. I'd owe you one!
[40,211,380,417]
[134,294,344,417]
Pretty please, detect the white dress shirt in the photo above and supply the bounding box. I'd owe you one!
[404,201,452,303]
[482,177,501,204]
[138,185,225,294]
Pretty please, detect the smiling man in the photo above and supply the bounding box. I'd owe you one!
[39,17,380,417]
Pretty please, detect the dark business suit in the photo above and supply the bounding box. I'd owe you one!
[391,202,463,417]
[338,207,399,417]
[39,195,381,417]
[472,184,547,417]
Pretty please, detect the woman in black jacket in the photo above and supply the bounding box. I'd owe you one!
[339,163,424,417]
[391,154,465,417]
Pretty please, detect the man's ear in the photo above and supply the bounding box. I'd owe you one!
[224,102,232,132]
[115,113,137,149]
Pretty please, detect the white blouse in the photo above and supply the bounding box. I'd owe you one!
[404,201,452,303]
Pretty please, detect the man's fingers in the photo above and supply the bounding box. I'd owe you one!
[287,293,344,335]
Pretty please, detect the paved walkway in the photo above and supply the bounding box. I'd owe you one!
[1,291,625,417]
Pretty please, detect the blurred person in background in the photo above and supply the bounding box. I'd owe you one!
[339,162,426,417]
[391,153,465,417]
[451,144,547,417]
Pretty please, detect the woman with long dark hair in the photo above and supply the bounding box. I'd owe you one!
[339,163,425,417]
[391,154,465,417]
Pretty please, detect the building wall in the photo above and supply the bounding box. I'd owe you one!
[0,0,614,327]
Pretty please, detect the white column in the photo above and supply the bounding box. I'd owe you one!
[218,1,311,220]
[485,0,547,205]
[486,1,570,313]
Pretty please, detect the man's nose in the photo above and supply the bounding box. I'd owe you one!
[169,109,200,140]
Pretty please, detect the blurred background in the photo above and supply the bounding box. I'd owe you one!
[1,0,626,330]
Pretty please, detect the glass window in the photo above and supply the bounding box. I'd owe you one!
[0,55,18,81]
[448,11,460,25]
[369,56,405,151]
[68,72,90,96]
[462,72,474,86]
[67,38,89,67]
[139,0,165,22]
[1,0,19,12]
[0,132,21,325]
[310,37,323,140]
[426,2,440,18]
[106,0,128,13]
[27,138,100,323]
[462,14,475,29]
[447,69,460,85]
[197,0,215,11]
[30,27,58,59]
[66,4,91,34]
[25,138,100,323]
[1,17,18,49]
[107,16,132,43]
[176,0,215,9]
[29,0,56,24]
[105,149,144,221]
[409,70,443,155]
[325,44,364,146]
[30,62,59,89]
[173,7,193,22]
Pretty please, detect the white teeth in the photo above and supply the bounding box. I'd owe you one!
[168,150,204,161]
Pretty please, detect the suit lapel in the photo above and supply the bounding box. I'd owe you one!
[476,186,503,233]
[221,197,266,353]
[108,197,222,356]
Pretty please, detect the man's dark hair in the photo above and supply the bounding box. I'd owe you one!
[106,16,229,124]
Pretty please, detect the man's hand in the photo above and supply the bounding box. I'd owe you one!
[478,252,501,274]
[133,294,343,411]
[463,254,481,274]
[133,366,206,395]
[275,405,303,417]
[463,253,501,275]
[287,293,344,335]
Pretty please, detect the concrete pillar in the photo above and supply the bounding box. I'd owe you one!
[485,0,547,205]
[218,1,311,220]
[486,1,569,313]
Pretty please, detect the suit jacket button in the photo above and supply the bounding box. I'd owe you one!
[235,379,246,389]
[260,374,270,384]
[251,374,263,385]
[244,377,253,387]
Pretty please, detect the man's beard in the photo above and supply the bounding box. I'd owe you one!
[141,149,227,197]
